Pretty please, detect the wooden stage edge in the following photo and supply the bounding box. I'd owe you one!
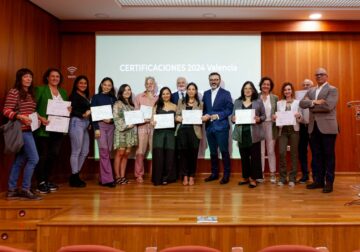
[1,173,360,252]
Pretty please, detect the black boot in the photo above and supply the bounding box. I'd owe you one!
[76,173,86,187]
[69,174,79,187]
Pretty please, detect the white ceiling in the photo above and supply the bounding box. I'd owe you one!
[30,0,360,20]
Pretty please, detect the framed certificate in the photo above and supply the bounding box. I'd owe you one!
[154,114,175,129]
[90,105,113,121]
[46,116,70,133]
[182,110,202,125]
[235,109,256,124]
[46,99,71,117]
[124,110,144,125]
[29,112,40,131]
[140,105,153,119]
[276,111,296,126]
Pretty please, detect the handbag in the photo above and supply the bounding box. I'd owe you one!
[0,92,24,154]
[0,119,24,154]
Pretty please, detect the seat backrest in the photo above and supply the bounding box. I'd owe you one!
[0,245,32,252]
[56,245,124,252]
[160,245,221,252]
[258,245,320,252]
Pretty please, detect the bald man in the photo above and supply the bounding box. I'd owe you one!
[297,79,313,183]
[299,68,339,193]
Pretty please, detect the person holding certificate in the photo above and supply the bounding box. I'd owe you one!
[202,72,233,184]
[134,77,158,183]
[3,68,41,200]
[34,68,68,194]
[151,87,177,186]
[259,77,278,184]
[275,82,302,187]
[68,75,91,188]
[231,81,266,188]
[175,82,203,186]
[91,77,117,188]
[113,84,138,185]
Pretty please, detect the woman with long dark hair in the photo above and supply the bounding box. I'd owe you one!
[175,82,203,186]
[113,84,138,185]
[151,87,177,185]
[68,75,91,187]
[91,77,117,187]
[3,68,41,200]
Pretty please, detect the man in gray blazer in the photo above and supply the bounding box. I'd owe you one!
[299,68,339,193]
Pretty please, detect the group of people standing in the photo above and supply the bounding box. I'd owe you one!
[2,67,338,201]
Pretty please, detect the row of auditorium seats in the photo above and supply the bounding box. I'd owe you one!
[2,244,360,252]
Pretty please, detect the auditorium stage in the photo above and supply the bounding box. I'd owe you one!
[1,174,360,252]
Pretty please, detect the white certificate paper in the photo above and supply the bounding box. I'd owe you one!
[46,116,70,133]
[46,99,71,117]
[140,105,153,119]
[235,109,256,124]
[124,110,144,125]
[276,111,296,126]
[29,112,40,132]
[90,105,113,122]
[295,90,307,100]
[182,110,202,125]
[154,114,174,129]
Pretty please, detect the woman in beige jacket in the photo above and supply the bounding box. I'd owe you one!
[175,82,203,186]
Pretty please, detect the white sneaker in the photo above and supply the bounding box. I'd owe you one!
[256,178,265,183]
[288,181,295,187]
[277,181,284,186]
[270,173,276,184]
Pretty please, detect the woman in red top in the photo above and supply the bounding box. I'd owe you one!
[3,68,42,200]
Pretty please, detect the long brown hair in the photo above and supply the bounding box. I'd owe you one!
[14,68,34,100]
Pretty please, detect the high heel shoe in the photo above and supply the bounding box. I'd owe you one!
[183,176,189,186]
[189,177,195,186]
[249,179,257,188]
[238,179,250,185]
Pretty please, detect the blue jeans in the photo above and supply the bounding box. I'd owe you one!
[8,131,39,190]
[69,117,90,174]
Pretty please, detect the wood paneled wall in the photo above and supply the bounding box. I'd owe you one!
[60,32,360,175]
[261,33,360,173]
[0,0,60,191]
[2,4,360,191]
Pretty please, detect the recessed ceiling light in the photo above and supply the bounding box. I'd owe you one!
[94,13,109,18]
[202,13,216,19]
[309,13,322,19]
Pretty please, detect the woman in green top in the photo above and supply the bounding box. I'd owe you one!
[232,81,266,188]
[34,68,68,194]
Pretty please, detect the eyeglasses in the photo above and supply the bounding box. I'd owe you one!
[315,73,326,77]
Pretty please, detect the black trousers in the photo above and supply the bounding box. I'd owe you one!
[239,141,262,180]
[298,123,310,178]
[309,122,337,185]
[177,127,200,177]
[35,133,63,184]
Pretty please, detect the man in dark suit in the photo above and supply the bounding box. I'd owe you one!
[202,72,233,184]
[171,77,187,105]
[299,68,339,193]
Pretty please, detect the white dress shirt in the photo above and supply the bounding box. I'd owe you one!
[211,86,220,106]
